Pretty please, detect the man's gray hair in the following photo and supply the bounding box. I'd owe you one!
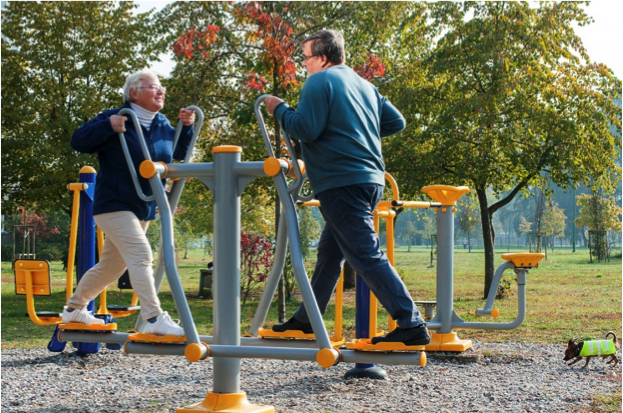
[302,30,345,65]
[123,69,158,103]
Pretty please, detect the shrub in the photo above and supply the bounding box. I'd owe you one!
[36,243,65,262]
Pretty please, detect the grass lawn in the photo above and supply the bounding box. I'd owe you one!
[1,245,621,350]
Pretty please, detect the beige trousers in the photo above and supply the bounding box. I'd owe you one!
[67,211,162,320]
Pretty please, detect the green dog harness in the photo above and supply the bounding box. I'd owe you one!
[579,340,617,357]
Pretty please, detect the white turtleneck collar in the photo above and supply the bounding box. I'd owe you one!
[130,103,158,131]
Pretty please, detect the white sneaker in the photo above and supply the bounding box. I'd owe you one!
[62,307,105,326]
[141,312,185,336]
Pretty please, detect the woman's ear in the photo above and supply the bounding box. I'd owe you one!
[129,87,139,101]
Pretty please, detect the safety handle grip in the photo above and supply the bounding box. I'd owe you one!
[254,95,305,195]
[173,105,204,163]
[117,108,154,202]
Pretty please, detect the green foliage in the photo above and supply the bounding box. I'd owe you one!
[283,206,321,300]
[575,193,623,232]
[495,271,515,300]
[457,194,481,236]
[383,2,621,294]
[542,201,567,250]
[575,193,622,261]
[518,217,532,236]
[1,1,163,214]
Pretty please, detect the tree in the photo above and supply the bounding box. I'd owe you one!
[240,230,274,308]
[163,1,421,319]
[542,201,567,251]
[173,208,197,260]
[1,2,163,215]
[575,193,622,262]
[518,216,533,245]
[384,2,622,296]
[457,194,481,253]
[532,189,546,253]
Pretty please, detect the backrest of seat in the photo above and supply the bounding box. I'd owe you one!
[14,260,51,296]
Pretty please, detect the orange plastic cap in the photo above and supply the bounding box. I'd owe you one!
[263,157,282,176]
[79,166,96,174]
[213,145,242,153]
[316,348,340,368]
[185,343,208,362]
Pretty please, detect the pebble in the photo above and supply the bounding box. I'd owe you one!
[1,341,620,412]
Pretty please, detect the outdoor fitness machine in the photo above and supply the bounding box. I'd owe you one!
[14,95,545,412]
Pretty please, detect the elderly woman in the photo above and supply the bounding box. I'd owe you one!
[62,70,194,336]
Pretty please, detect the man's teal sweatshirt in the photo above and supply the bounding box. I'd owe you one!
[274,65,405,195]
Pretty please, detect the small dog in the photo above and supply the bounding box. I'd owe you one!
[564,332,620,368]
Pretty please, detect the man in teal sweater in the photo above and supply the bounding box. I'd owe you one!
[266,30,429,346]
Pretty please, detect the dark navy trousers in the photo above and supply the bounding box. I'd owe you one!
[293,183,424,329]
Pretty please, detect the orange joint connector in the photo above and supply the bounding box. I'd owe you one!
[139,160,167,179]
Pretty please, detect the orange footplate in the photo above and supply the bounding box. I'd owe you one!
[60,322,118,332]
[127,333,187,343]
[345,338,425,352]
[258,328,345,348]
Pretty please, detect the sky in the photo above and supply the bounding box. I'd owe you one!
[136,1,623,81]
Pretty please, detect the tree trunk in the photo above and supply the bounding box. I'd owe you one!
[476,187,496,298]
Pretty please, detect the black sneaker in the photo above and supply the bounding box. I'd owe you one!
[272,317,313,334]
[371,324,430,346]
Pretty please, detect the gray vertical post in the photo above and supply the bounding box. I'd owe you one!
[436,206,454,334]
[212,146,242,394]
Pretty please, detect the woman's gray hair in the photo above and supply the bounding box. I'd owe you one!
[123,69,158,103]
[302,30,345,65]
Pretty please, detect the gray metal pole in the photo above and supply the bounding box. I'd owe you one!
[135,107,204,333]
[212,147,242,394]
[454,267,528,330]
[476,262,515,316]
[274,173,333,350]
[122,343,424,366]
[149,174,201,345]
[249,212,288,336]
[434,206,455,334]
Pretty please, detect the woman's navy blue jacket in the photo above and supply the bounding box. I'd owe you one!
[71,102,193,221]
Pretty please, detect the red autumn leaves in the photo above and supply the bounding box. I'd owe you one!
[173,2,386,91]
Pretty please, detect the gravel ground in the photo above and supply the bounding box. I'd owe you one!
[2,341,621,412]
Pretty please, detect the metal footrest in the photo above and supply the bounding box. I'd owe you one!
[345,338,426,352]
[106,305,140,317]
[25,311,61,317]
[257,328,345,348]
[127,333,187,343]
[59,322,118,332]
[414,301,437,320]
[107,305,140,311]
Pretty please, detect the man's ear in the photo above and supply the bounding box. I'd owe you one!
[320,55,330,68]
